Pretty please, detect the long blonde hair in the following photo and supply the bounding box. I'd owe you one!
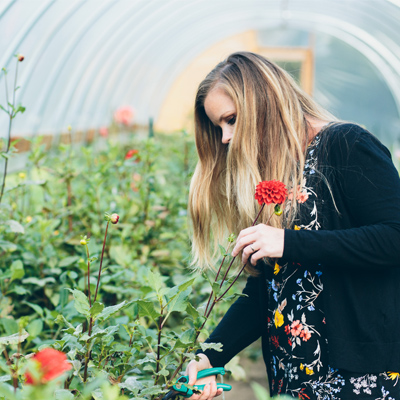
[189,52,336,272]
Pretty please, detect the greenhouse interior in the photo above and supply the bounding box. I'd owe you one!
[1,1,400,399]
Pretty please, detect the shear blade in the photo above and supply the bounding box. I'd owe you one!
[162,389,179,400]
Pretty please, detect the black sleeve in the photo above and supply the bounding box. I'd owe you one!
[283,125,400,270]
[201,274,264,367]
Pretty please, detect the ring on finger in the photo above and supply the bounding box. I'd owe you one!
[250,245,255,252]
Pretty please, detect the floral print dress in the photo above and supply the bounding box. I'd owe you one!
[266,135,400,400]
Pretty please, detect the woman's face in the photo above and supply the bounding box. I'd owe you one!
[204,87,236,144]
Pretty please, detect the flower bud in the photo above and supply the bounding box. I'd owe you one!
[80,239,87,245]
[17,54,24,62]
[110,213,119,224]
[274,204,283,216]
[26,216,32,223]
[19,172,26,179]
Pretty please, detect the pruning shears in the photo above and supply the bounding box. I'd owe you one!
[162,367,232,399]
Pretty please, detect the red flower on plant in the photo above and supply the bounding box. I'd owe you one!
[125,149,139,160]
[114,106,134,126]
[255,180,288,206]
[25,348,71,385]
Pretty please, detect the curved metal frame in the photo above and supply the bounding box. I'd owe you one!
[0,0,399,134]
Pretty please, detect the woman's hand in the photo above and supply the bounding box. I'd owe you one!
[185,354,223,399]
[231,224,285,265]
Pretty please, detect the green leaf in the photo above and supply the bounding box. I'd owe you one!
[199,342,223,352]
[186,302,200,319]
[54,314,75,331]
[26,319,43,338]
[10,260,24,282]
[179,328,196,344]
[165,277,196,301]
[22,277,56,287]
[140,385,164,396]
[212,282,221,297]
[167,287,191,313]
[137,300,160,323]
[0,240,17,252]
[1,318,18,335]
[23,302,43,318]
[55,389,75,400]
[68,289,90,317]
[59,256,79,268]
[5,220,24,234]
[90,302,104,318]
[96,300,129,322]
[0,384,18,400]
[0,330,29,345]
[147,270,163,296]
[156,368,169,377]
[219,244,227,257]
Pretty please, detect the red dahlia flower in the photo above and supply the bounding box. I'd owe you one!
[25,348,71,385]
[255,180,288,205]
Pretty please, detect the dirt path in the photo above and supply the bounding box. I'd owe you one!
[222,357,268,400]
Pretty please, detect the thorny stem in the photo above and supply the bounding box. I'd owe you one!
[94,220,109,303]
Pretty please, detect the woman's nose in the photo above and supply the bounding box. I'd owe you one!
[221,130,232,144]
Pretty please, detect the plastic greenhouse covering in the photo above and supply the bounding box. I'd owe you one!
[0,0,399,149]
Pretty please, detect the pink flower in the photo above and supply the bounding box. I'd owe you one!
[17,54,24,62]
[300,327,311,341]
[114,106,134,126]
[288,186,309,204]
[296,191,309,204]
[99,127,108,137]
[290,320,303,337]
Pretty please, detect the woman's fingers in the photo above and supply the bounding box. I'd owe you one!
[186,354,221,399]
[231,224,285,263]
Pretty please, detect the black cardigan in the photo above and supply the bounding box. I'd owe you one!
[202,123,400,378]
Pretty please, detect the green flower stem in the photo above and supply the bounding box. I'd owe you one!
[94,220,109,303]
[66,177,73,234]
[0,62,19,205]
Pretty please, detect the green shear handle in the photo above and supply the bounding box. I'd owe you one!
[172,367,232,398]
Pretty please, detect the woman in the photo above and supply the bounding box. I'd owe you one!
[186,52,400,399]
